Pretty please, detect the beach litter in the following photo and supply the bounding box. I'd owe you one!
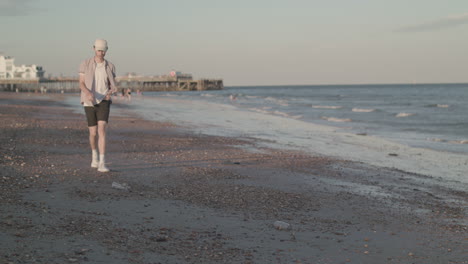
[274,221,291,230]
[112,182,130,191]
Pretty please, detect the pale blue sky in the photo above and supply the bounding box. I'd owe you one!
[1,0,467,85]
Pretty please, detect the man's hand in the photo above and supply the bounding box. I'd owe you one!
[109,87,118,95]
[104,88,117,100]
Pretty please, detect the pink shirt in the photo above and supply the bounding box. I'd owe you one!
[79,57,118,105]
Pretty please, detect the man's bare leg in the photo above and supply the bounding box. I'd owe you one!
[97,121,109,172]
[88,126,98,167]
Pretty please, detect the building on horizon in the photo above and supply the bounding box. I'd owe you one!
[0,55,45,80]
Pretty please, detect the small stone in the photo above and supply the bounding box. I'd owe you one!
[112,182,130,191]
[150,235,168,242]
[273,221,291,230]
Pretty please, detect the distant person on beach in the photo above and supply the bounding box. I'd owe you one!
[79,38,118,172]
[126,88,132,101]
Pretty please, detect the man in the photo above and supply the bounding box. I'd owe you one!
[79,39,118,172]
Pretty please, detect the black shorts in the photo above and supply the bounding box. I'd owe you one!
[84,100,111,127]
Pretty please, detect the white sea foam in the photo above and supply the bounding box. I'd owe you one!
[449,140,468,145]
[273,111,290,117]
[395,113,415,118]
[162,93,179,97]
[249,108,272,115]
[249,108,300,119]
[321,116,352,122]
[352,108,375,113]
[428,138,447,143]
[426,104,450,108]
[312,105,343,109]
[201,93,215,97]
[265,97,289,106]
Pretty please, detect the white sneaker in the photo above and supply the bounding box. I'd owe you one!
[98,162,110,172]
[91,160,99,168]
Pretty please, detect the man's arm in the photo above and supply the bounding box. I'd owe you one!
[106,63,118,96]
[79,74,94,103]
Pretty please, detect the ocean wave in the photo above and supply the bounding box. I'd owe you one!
[437,104,450,108]
[395,113,415,118]
[321,116,352,122]
[249,108,272,115]
[312,105,343,109]
[425,104,450,108]
[427,138,447,143]
[273,111,290,117]
[248,108,302,119]
[273,111,302,119]
[352,108,375,113]
[162,93,179,97]
[201,93,215,97]
[427,137,468,145]
[449,140,468,145]
[264,97,289,106]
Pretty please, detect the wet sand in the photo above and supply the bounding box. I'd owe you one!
[0,92,466,264]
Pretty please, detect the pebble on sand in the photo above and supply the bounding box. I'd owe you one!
[273,221,291,230]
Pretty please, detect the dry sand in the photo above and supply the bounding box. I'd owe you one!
[0,92,466,264]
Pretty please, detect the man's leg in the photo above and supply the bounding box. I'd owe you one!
[97,121,107,155]
[89,126,97,149]
[88,126,98,167]
[97,120,109,172]
[85,106,99,168]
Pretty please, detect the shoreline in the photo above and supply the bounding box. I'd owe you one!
[94,93,468,186]
[0,92,466,263]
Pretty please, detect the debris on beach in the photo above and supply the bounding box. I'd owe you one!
[111,182,130,191]
[273,221,291,230]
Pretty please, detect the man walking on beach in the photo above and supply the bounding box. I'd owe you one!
[79,39,118,172]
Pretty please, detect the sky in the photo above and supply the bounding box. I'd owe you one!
[1,0,467,86]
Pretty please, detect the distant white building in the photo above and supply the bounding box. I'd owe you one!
[0,55,45,80]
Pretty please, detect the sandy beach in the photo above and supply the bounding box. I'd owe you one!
[0,92,466,264]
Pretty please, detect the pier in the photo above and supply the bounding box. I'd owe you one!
[0,74,223,93]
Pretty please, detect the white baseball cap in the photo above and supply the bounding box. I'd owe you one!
[94,39,108,51]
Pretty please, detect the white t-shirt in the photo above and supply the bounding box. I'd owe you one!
[84,62,109,106]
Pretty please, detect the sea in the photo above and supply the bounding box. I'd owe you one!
[142,83,468,154]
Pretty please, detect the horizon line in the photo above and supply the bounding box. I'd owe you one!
[225,82,468,87]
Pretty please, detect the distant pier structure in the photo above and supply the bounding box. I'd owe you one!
[117,71,223,91]
[0,71,223,93]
